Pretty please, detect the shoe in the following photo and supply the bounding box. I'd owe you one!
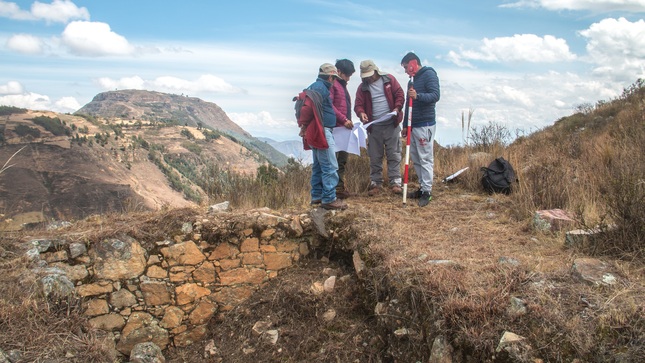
[321,199,348,210]
[407,189,422,199]
[310,199,321,206]
[391,185,403,194]
[368,184,382,196]
[418,191,432,207]
[336,189,351,199]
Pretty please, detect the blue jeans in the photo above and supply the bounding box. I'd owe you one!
[310,128,339,204]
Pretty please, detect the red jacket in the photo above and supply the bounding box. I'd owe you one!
[330,78,351,127]
[354,74,405,126]
[296,91,328,150]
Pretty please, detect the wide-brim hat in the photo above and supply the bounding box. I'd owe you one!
[360,59,384,78]
[318,63,339,78]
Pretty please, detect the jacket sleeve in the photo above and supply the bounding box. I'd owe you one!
[417,68,440,104]
[298,97,314,129]
[329,83,347,127]
[354,86,365,118]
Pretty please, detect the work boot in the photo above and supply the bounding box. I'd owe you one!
[321,199,348,210]
[310,199,322,206]
[391,185,403,194]
[336,189,351,199]
[418,191,432,207]
[368,184,382,196]
[407,189,422,199]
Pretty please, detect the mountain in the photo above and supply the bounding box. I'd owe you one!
[256,137,312,165]
[76,90,288,167]
[0,106,268,226]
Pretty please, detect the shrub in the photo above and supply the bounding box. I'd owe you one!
[30,116,71,136]
[0,105,27,115]
[14,124,41,138]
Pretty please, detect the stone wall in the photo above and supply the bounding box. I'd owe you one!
[29,209,312,355]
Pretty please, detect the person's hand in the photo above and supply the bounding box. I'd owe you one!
[344,120,353,129]
[401,128,407,138]
[408,87,417,100]
[360,112,368,122]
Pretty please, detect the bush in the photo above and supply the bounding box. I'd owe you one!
[14,124,41,138]
[0,105,27,115]
[30,116,71,136]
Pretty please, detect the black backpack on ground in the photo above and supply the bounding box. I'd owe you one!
[481,157,517,194]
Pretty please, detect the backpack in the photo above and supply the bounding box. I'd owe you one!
[481,157,517,194]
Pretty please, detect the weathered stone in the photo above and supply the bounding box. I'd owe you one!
[274,241,299,252]
[496,331,534,362]
[160,241,206,266]
[117,312,169,354]
[353,251,365,277]
[258,212,288,226]
[189,300,217,325]
[310,282,324,295]
[40,273,75,298]
[110,288,137,309]
[299,242,310,256]
[507,297,528,317]
[218,268,265,285]
[42,250,68,263]
[534,209,576,231]
[49,262,88,281]
[129,342,166,363]
[264,253,292,271]
[241,252,263,266]
[572,258,617,286]
[218,259,241,270]
[147,265,168,279]
[212,286,254,311]
[208,201,229,213]
[429,334,454,363]
[565,228,604,248]
[289,216,304,237]
[209,243,239,261]
[260,245,277,253]
[192,262,216,283]
[84,299,109,316]
[140,281,172,306]
[30,238,52,252]
[76,281,113,297]
[175,283,211,305]
[90,237,147,281]
[263,330,279,345]
[174,325,207,348]
[323,276,336,292]
[69,242,87,258]
[181,222,193,234]
[170,325,188,335]
[160,306,184,329]
[147,255,161,265]
[321,309,336,322]
[240,238,259,252]
[88,313,125,331]
[169,266,195,282]
[260,228,275,239]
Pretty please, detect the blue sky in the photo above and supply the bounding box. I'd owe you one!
[1,0,644,146]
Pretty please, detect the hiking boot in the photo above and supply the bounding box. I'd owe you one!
[391,185,403,194]
[368,184,382,196]
[407,189,422,199]
[336,189,352,199]
[321,199,348,210]
[418,191,432,207]
[310,199,322,206]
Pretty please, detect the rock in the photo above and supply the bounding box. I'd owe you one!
[84,299,109,316]
[321,309,336,322]
[69,242,87,258]
[49,262,88,281]
[352,251,365,277]
[218,268,265,286]
[146,265,168,279]
[76,281,114,297]
[252,320,272,336]
[264,253,292,271]
[263,330,279,345]
[140,281,172,306]
[90,237,147,281]
[40,273,75,299]
[173,325,207,347]
[323,276,336,292]
[289,215,304,237]
[496,331,534,362]
[534,209,576,231]
[117,312,169,354]
[89,313,126,331]
[208,243,239,260]
[310,282,324,295]
[507,297,528,317]
[160,241,206,266]
[46,220,72,230]
[208,201,230,213]
[110,288,138,309]
[129,342,166,363]
[181,222,193,234]
[175,283,210,305]
[571,258,617,286]
[203,339,221,358]
[0,348,10,363]
[30,238,53,252]
[429,334,454,363]
[192,262,216,283]
[188,300,217,325]
[160,306,184,329]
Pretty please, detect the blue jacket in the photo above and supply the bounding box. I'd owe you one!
[403,66,440,128]
[307,77,336,128]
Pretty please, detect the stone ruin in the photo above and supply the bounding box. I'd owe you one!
[27,208,315,356]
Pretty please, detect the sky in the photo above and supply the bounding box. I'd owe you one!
[1,0,644,146]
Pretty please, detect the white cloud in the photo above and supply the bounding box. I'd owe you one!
[0,0,34,20]
[501,0,645,12]
[228,111,296,141]
[449,34,576,65]
[0,92,51,110]
[54,96,81,112]
[96,74,240,95]
[6,33,44,54]
[31,0,89,23]
[0,80,24,94]
[61,21,134,57]
[579,17,645,81]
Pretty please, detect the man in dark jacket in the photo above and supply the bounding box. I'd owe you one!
[330,59,355,199]
[354,60,405,196]
[400,52,440,207]
[297,63,348,210]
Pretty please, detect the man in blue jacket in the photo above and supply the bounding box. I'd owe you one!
[400,52,440,207]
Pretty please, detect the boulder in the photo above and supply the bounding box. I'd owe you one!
[90,237,147,281]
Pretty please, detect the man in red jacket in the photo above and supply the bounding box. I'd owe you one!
[354,60,405,196]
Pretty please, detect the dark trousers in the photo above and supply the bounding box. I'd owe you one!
[335,150,349,191]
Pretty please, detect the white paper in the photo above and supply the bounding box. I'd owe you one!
[332,123,368,156]
[362,111,397,127]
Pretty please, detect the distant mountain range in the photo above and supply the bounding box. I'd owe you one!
[256,137,312,165]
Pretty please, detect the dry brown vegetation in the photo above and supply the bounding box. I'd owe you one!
[0,80,644,362]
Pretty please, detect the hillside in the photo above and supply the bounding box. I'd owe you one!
[0,107,268,227]
[76,90,288,167]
